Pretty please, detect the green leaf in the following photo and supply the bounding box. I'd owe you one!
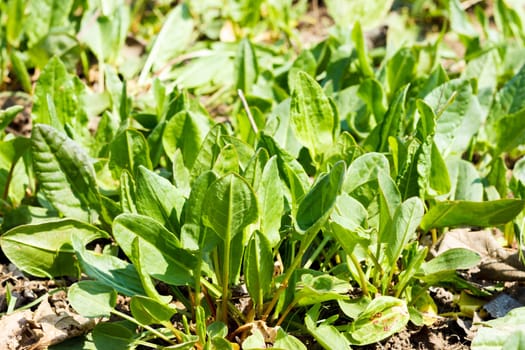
[130,295,176,326]
[447,158,483,201]
[0,105,23,131]
[351,22,375,78]
[68,280,117,318]
[486,108,525,156]
[257,156,283,246]
[162,111,210,168]
[139,3,194,83]
[244,231,273,307]
[202,173,258,241]
[135,166,184,234]
[326,1,393,29]
[387,48,416,95]
[420,199,525,231]
[472,307,525,350]
[383,197,424,265]
[290,71,335,161]
[109,129,152,178]
[9,51,32,93]
[296,274,351,306]
[235,38,259,93]
[448,0,477,37]
[296,161,345,234]
[32,57,87,130]
[420,248,480,278]
[305,304,352,350]
[274,328,307,350]
[72,235,145,296]
[113,213,196,286]
[0,219,108,278]
[425,79,482,158]
[24,0,74,47]
[181,171,219,252]
[191,124,228,180]
[92,322,134,350]
[348,296,410,345]
[364,84,408,152]
[32,125,101,221]
[357,79,387,122]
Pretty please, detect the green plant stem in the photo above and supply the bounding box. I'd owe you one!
[275,300,298,326]
[303,235,330,269]
[221,238,231,325]
[262,229,318,321]
[194,256,202,308]
[348,253,369,297]
[112,309,177,345]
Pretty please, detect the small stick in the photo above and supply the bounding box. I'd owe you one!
[237,89,259,134]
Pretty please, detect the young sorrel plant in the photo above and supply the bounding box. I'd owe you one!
[1,0,525,347]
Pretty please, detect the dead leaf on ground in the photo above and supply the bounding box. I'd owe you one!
[0,295,96,350]
[435,228,525,281]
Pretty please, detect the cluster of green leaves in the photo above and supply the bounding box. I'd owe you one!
[1,0,525,349]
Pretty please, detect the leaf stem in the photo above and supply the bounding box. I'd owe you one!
[221,238,231,325]
[112,309,177,345]
[261,229,318,321]
[348,253,369,297]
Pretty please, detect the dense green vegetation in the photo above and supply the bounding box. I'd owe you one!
[1,0,525,349]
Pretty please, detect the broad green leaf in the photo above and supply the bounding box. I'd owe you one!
[305,308,351,350]
[162,111,210,168]
[79,6,130,64]
[415,100,437,141]
[130,238,171,304]
[202,173,258,241]
[257,156,283,246]
[425,79,482,158]
[92,322,134,350]
[181,171,219,251]
[135,166,184,234]
[448,0,477,37]
[420,199,525,231]
[296,273,351,306]
[447,158,483,201]
[472,307,525,350]
[213,144,240,176]
[0,219,107,278]
[348,296,410,345]
[364,85,408,152]
[113,213,196,286]
[419,248,480,280]
[258,133,310,212]
[130,295,176,326]
[387,48,416,95]
[235,38,259,93]
[486,108,525,155]
[244,231,273,307]
[296,161,345,234]
[344,153,390,193]
[32,125,101,221]
[72,236,145,296]
[326,0,393,29]
[290,71,335,161]
[191,124,228,180]
[0,137,30,204]
[32,57,87,130]
[24,0,74,47]
[139,3,194,83]
[68,281,116,318]
[357,79,387,122]
[383,197,424,265]
[274,328,307,350]
[120,170,136,213]
[109,129,152,178]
